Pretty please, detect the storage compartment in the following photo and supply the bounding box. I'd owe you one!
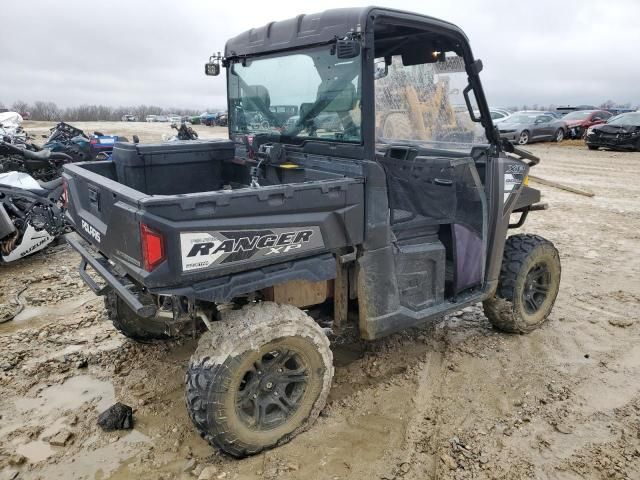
[394,239,446,311]
[112,140,235,195]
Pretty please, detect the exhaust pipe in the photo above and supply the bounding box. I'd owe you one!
[0,204,16,240]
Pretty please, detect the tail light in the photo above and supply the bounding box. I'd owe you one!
[61,178,69,208]
[140,223,165,272]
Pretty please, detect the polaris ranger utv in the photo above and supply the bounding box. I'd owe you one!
[63,7,560,457]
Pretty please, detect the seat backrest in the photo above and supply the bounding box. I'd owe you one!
[243,85,271,111]
[316,81,356,112]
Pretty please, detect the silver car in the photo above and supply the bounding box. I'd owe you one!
[498,111,567,144]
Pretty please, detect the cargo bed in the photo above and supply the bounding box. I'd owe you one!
[63,141,365,299]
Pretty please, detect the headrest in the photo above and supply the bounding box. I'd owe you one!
[316,81,356,113]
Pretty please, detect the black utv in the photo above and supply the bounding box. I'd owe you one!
[64,7,560,457]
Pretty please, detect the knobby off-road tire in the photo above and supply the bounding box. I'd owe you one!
[185,302,333,458]
[104,291,170,341]
[483,234,561,334]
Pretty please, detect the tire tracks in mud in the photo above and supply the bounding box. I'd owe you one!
[384,324,455,480]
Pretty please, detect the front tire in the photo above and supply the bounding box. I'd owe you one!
[105,291,171,341]
[517,130,530,145]
[185,302,333,457]
[483,234,561,333]
[554,129,564,142]
[588,145,599,151]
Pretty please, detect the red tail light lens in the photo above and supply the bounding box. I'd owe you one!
[140,223,165,272]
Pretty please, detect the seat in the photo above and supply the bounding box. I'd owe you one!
[37,177,62,191]
[391,209,440,241]
[26,177,62,195]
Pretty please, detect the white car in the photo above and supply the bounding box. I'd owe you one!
[168,115,182,123]
[146,115,157,123]
[490,108,513,124]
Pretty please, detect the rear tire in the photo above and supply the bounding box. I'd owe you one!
[185,302,333,457]
[483,234,561,334]
[105,291,170,341]
[588,145,599,151]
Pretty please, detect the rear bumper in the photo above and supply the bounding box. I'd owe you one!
[65,232,157,318]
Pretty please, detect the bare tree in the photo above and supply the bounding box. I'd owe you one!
[11,100,29,114]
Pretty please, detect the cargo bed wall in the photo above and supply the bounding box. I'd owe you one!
[64,161,365,294]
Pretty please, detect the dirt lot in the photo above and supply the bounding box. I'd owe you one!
[1,122,639,480]
[20,120,229,144]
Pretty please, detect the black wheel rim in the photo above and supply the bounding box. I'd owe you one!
[235,348,308,430]
[522,262,551,314]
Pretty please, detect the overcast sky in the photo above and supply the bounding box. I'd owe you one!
[1,0,638,110]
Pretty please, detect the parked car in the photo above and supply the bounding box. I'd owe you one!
[200,112,218,126]
[269,105,299,124]
[155,115,169,122]
[145,115,157,123]
[215,112,228,127]
[498,111,567,144]
[200,112,227,126]
[563,110,612,139]
[121,114,138,122]
[555,105,597,117]
[585,111,640,151]
[285,112,342,132]
[168,114,182,123]
[490,108,512,124]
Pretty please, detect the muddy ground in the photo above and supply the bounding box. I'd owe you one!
[1,122,639,480]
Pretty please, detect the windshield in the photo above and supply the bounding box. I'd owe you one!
[563,111,593,120]
[608,112,640,126]
[228,46,362,143]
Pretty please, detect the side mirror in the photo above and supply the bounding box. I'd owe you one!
[205,52,223,76]
[205,62,220,76]
[336,38,361,59]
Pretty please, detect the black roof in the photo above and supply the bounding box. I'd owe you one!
[224,6,465,58]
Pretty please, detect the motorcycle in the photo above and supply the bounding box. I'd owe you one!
[0,170,66,263]
[163,122,199,142]
[42,122,126,162]
[0,141,71,182]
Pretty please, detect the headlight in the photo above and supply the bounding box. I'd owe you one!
[586,126,595,135]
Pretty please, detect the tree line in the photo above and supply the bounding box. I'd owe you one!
[0,100,222,121]
[508,100,637,112]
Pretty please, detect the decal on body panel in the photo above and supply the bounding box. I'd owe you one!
[1,225,54,263]
[180,226,324,272]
